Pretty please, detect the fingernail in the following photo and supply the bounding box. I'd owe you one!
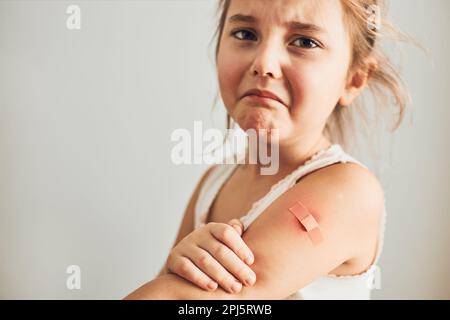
[246,254,254,265]
[246,273,256,286]
[231,281,242,293]
[207,281,218,290]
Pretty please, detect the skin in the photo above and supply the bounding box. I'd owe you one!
[125,0,382,299]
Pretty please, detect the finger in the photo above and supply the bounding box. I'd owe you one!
[228,218,243,236]
[210,224,254,265]
[198,235,256,287]
[169,256,218,292]
[188,245,243,294]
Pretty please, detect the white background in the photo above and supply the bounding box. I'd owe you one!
[0,0,449,299]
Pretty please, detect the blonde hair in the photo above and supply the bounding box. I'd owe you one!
[210,0,419,168]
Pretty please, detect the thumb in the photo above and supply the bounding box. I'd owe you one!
[228,218,244,236]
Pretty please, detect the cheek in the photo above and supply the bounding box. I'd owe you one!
[287,59,347,120]
[217,48,246,112]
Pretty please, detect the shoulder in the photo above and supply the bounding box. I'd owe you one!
[298,162,385,265]
[301,161,384,207]
[298,161,385,224]
[198,164,219,188]
[189,164,219,209]
[295,161,384,250]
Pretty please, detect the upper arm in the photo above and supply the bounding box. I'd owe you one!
[234,163,385,299]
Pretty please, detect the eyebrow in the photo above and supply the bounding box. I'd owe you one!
[228,14,327,35]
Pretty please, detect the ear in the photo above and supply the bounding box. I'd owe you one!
[339,58,378,107]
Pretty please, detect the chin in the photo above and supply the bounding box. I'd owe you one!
[240,113,271,132]
[234,104,272,129]
[239,119,284,147]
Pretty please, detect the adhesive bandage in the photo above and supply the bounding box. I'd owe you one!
[288,201,323,245]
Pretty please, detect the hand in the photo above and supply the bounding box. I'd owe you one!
[166,219,256,293]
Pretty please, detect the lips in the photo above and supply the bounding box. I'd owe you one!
[242,88,285,106]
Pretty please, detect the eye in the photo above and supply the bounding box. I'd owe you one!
[231,29,320,49]
[231,29,257,41]
[291,37,320,49]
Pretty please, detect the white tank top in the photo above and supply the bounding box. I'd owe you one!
[194,144,386,300]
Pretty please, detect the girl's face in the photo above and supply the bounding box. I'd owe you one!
[217,0,356,143]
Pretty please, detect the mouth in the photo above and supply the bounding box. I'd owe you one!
[241,88,286,107]
[243,95,281,108]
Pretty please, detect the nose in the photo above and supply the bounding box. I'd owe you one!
[249,42,283,80]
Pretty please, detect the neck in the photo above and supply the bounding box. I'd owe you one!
[242,133,332,178]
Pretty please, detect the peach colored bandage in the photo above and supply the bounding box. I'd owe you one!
[288,201,323,245]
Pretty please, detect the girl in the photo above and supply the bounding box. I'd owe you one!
[126,0,408,299]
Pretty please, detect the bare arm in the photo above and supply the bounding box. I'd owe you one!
[125,273,239,300]
[126,163,384,299]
